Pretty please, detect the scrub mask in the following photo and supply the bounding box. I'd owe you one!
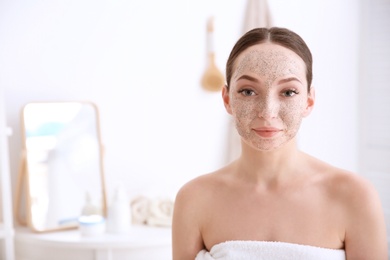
[228,44,310,151]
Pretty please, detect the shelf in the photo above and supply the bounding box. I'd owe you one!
[0,223,5,238]
[0,222,15,239]
[0,85,15,259]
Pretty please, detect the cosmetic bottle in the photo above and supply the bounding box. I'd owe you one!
[81,191,101,216]
[106,184,131,234]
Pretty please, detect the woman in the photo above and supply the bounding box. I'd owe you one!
[172,27,388,260]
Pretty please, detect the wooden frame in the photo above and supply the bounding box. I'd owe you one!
[15,101,107,233]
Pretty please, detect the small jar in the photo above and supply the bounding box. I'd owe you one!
[78,215,105,236]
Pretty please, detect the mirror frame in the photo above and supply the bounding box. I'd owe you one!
[18,101,107,232]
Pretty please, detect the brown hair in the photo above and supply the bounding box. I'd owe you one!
[226,27,313,92]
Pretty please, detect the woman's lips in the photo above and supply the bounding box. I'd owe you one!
[253,127,282,138]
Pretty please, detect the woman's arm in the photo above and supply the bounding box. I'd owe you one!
[172,183,205,260]
[344,175,388,259]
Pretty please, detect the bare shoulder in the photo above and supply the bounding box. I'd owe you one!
[327,169,373,199]
[174,164,232,204]
[176,172,218,205]
[335,171,387,258]
[173,168,228,219]
[172,166,231,260]
[308,155,388,259]
[305,154,379,205]
[321,164,381,211]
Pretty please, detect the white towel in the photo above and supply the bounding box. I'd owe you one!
[131,196,173,227]
[195,241,346,260]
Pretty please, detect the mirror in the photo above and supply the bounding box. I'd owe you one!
[19,101,107,232]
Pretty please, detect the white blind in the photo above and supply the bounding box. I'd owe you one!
[359,0,390,250]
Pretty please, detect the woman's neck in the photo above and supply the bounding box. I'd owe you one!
[234,138,304,187]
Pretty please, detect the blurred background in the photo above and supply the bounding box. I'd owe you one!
[0,0,389,247]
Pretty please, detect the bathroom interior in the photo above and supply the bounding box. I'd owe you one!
[0,0,389,259]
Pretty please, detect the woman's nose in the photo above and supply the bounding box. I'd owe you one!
[258,97,278,119]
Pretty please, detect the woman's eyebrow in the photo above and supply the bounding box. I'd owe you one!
[236,75,260,83]
[277,77,302,85]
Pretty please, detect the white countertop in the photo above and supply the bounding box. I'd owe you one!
[15,225,172,249]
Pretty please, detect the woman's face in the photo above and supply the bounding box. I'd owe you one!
[223,43,314,151]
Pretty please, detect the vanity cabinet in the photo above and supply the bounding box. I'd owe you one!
[15,225,171,260]
[0,87,15,259]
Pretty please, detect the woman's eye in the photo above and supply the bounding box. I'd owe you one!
[283,89,299,97]
[238,89,256,96]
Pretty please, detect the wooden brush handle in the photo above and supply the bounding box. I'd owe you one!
[206,17,215,55]
[201,17,225,92]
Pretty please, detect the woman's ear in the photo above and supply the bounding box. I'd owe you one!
[222,85,232,115]
[303,86,315,117]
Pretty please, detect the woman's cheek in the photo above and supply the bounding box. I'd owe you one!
[231,98,257,135]
[279,100,305,132]
[236,106,254,121]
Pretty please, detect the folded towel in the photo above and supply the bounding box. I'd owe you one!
[195,241,345,260]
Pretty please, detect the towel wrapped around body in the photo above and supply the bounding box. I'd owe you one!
[195,241,346,260]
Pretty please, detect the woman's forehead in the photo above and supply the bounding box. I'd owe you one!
[233,43,306,82]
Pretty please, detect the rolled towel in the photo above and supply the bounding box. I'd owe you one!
[196,241,346,260]
[131,196,174,227]
[131,196,150,225]
[146,198,173,227]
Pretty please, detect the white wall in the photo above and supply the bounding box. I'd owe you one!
[0,0,359,202]
[358,0,390,249]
